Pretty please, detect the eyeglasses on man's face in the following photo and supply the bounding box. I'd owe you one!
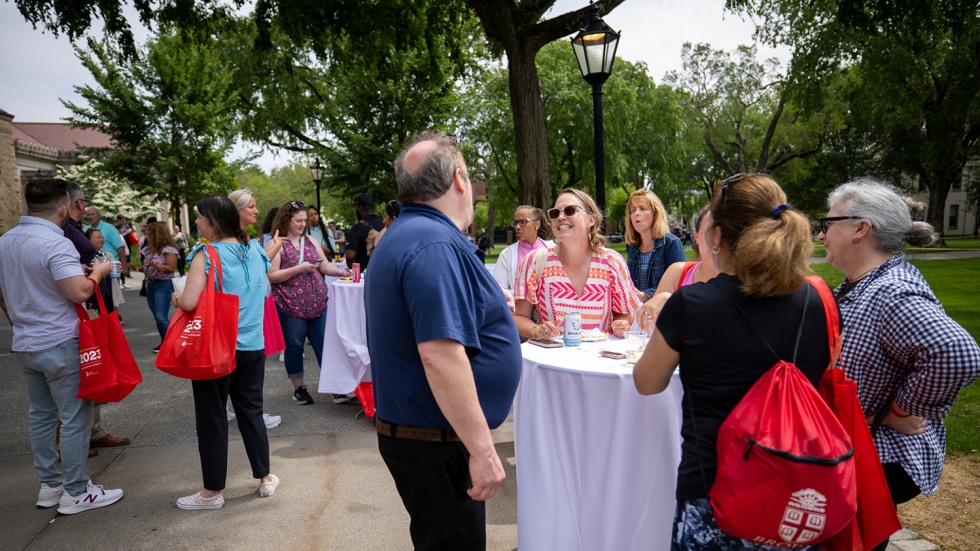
[818,216,862,234]
[548,205,584,220]
[511,218,532,228]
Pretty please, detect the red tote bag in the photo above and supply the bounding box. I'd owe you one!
[75,282,142,402]
[155,245,239,380]
[808,276,901,551]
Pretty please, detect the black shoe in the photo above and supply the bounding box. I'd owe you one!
[152,343,161,353]
[293,386,314,405]
[332,393,357,404]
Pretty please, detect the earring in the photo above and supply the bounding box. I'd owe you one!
[711,246,721,254]
[852,238,859,244]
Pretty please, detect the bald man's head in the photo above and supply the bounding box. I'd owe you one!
[85,205,102,225]
[394,132,467,204]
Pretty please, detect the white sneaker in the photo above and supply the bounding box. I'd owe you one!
[37,483,64,508]
[263,413,282,429]
[57,482,123,515]
[226,402,236,421]
[176,492,224,510]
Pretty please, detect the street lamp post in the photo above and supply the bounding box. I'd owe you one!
[571,2,620,216]
[310,158,325,213]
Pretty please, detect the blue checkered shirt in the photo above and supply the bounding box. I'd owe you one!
[835,254,980,494]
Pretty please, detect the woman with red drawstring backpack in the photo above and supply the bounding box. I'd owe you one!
[634,173,838,550]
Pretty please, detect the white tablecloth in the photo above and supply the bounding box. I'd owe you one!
[317,279,370,394]
[515,339,683,551]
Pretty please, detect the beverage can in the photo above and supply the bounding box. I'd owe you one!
[563,312,582,346]
[352,263,361,283]
[110,259,122,278]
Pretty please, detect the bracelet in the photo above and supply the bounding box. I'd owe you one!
[890,401,911,418]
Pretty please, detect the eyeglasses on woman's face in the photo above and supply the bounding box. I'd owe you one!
[818,216,862,234]
[511,218,532,228]
[548,205,584,220]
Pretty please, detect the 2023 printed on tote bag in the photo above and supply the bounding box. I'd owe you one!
[155,245,239,380]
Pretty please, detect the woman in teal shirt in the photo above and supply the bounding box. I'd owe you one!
[174,194,280,510]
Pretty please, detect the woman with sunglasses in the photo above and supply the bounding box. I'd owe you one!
[818,180,979,551]
[513,189,638,340]
[633,173,833,549]
[268,201,351,405]
[625,189,686,303]
[493,205,552,292]
[174,194,279,510]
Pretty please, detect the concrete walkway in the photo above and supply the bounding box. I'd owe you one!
[1,264,958,550]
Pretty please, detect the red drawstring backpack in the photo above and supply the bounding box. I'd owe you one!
[689,281,857,546]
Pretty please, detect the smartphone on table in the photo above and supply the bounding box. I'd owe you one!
[528,338,562,348]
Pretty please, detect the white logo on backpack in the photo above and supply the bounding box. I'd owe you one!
[778,488,827,543]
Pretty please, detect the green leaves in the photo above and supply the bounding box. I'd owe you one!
[65,29,240,218]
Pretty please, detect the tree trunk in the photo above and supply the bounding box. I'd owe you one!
[922,172,951,246]
[468,0,628,210]
[508,47,551,209]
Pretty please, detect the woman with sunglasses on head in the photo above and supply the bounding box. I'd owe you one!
[513,189,638,340]
[174,195,279,510]
[633,173,834,549]
[818,180,979,551]
[268,201,351,405]
[625,189,686,303]
[493,205,552,292]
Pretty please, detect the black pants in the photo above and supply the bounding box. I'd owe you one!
[870,462,922,551]
[378,433,486,551]
[177,248,186,276]
[191,349,270,491]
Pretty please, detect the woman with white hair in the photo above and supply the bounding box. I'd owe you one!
[818,179,980,551]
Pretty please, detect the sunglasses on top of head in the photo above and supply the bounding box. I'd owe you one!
[548,205,584,220]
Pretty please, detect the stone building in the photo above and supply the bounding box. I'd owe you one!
[0,107,113,232]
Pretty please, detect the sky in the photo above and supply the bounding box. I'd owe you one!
[0,0,788,172]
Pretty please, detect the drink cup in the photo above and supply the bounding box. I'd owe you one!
[624,330,649,365]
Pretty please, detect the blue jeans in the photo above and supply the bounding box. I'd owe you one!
[145,279,174,340]
[17,338,93,496]
[277,309,325,380]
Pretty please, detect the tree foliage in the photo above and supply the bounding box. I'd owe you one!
[64,29,239,219]
[57,155,157,220]
[728,0,980,233]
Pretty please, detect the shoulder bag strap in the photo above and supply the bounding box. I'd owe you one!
[205,244,223,292]
[679,261,698,285]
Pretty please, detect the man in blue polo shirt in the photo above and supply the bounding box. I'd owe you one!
[366,131,521,550]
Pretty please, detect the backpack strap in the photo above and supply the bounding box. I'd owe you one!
[721,283,811,364]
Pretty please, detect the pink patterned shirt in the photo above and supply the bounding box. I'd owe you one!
[514,246,640,333]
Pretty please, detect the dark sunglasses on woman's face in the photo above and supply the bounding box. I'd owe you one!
[548,205,584,220]
[512,219,531,227]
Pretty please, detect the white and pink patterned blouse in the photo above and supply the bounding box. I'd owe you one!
[514,246,640,333]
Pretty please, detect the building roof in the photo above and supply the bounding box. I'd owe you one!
[12,122,113,153]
